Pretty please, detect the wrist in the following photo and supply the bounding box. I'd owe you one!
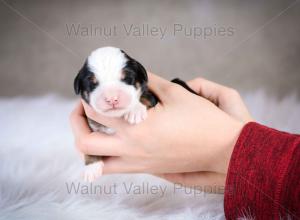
[223,120,244,173]
[210,118,244,174]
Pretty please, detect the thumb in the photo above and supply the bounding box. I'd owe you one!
[187,77,228,105]
[187,77,253,123]
[147,72,172,102]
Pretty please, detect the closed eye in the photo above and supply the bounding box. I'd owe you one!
[88,75,98,84]
[123,75,135,85]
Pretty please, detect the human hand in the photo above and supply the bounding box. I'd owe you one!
[187,77,253,123]
[153,77,253,190]
[70,73,248,178]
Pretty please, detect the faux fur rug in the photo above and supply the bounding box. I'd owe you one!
[0,91,299,220]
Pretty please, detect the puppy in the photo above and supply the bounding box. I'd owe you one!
[74,46,196,182]
[74,47,159,181]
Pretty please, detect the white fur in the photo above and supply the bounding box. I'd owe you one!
[124,102,147,124]
[88,47,126,83]
[86,47,146,183]
[83,161,104,182]
[0,92,299,219]
[87,47,144,121]
[89,81,138,117]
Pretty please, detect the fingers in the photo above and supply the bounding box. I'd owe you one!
[147,72,172,102]
[187,77,254,123]
[70,102,91,158]
[70,102,128,156]
[77,132,127,156]
[187,77,227,105]
[70,101,92,137]
[81,100,127,129]
[156,172,226,193]
[102,157,140,174]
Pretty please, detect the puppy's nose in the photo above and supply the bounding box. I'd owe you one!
[105,96,119,106]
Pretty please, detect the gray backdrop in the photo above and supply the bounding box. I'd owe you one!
[0,0,299,99]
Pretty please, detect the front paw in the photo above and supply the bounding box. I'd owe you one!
[124,103,147,124]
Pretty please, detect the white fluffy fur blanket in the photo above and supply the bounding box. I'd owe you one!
[0,92,299,220]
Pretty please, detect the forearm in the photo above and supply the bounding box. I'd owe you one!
[224,122,300,219]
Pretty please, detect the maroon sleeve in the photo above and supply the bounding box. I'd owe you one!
[224,122,300,219]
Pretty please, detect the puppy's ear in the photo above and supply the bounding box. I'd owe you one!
[134,60,148,83]
[122,51,148,92]
[131,59,148,92]
[74,72,81,95]
[73,62,87,95]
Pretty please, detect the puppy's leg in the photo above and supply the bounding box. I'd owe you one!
[82,119,110,182]
[83,155,104,182]
[123,88,158,124]
[124,102,147,124]
[83,161,104,182]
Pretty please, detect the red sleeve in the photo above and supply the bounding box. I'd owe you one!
[224,122,300,219]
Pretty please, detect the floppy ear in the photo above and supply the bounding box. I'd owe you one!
[74,72,81,95]
[131,59,148,92]
[73,62,87,95]
[134,59,148,82]
[122,51,148,92]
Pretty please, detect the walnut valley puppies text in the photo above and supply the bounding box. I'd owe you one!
[66,23,235,40]
[65,181,225,197]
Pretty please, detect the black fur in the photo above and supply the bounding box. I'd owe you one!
[121,51,148,93]
[140,78,197,108]
[72,48,198,174]
[119,50,159,108]
[171,78,197,95]
[73,52,196,109]
[74,61,98,103]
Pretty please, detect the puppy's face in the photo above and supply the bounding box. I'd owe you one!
[74,47,148,117]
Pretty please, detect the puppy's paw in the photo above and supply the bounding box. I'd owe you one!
[83,161,104,182]
[124,103,147,124]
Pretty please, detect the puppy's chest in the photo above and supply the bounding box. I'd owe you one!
[87,118,116,134]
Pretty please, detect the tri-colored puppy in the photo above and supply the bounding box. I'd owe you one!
[74,47,195,182]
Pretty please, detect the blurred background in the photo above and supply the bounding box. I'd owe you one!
[0,1,299,218]
[0,0,299,99]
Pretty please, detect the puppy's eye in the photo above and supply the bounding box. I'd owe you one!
[123,75,134,85]
[88,75,97,84]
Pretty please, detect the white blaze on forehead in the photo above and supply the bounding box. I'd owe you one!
[87,47,127,83]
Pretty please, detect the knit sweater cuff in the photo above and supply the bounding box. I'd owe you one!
[224,122,300,219]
